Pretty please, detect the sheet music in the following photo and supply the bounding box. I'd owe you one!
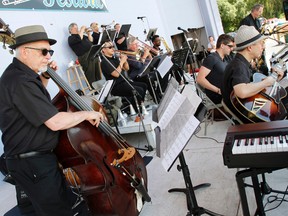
[161,113,199,171]
[157,55,173,78]
[159,98,200,171]
[181,85,202,114]
[158,90,185,130]
[157,80,178,120]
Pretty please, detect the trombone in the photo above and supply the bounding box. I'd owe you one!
[129,34,160,56]
[115,50,142,61]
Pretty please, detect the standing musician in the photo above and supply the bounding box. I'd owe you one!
[90,22,101,45]
[100,41,147,112]
[239,3,268,76]
[151,34,163,57]
[68,22,102,85]
[114,23,128,51]
[0,25,103,215]
[222,25,285,123]
[239,3,264,32]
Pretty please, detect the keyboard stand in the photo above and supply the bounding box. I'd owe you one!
[236,167,286,216]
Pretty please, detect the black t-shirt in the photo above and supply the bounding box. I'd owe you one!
[239,14,261,32]
[100,55,125,86]
[114,33,127,51]
[92,32,101,45]
[222,53,252,122]
[0,58,59,156]
[68,34,92,57]
[202,52,228,104]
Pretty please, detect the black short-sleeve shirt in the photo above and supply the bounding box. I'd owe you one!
[202,52,228,104]
[100,55,125,86]
[0,58,59,156]
[222,53,252,121]
[68,34,92,57]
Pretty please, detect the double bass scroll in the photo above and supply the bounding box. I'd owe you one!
[46,67,150,216]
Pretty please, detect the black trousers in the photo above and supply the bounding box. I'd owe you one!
[6,153,73,216]
[111,81,147,112]
[78,52,102,86]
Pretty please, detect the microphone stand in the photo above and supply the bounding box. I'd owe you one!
[179,28,200,95]
[100,52,154,152]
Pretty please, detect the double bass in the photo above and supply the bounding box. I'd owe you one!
[46,67,150,216]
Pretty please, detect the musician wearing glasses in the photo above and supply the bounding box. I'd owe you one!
[126,36,165,103]
[196,34,234,105]
[68,22,101,85]
[0,25,103,215]
[222,25,285,123]
[100,41,147,112]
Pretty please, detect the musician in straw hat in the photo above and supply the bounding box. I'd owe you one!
[222,25,284,123]
[0,25,102,215]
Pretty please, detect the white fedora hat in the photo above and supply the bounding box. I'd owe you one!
[234,25,266,51]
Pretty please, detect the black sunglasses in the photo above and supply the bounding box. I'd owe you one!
[226,44,234,48]
[25,47,54,56]
[104,46,114,49]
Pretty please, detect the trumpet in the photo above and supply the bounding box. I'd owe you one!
[85,27,92,32]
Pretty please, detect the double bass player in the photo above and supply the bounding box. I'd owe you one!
[0,25,103,215]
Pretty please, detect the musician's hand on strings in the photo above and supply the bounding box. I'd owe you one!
[48,60,58,71]
[87,111,103,127]
[271,63,284,81]
[264,76,276,87]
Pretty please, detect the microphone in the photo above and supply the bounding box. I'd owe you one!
[187,28,197,31]
[137,16,146,19]
[177,27,187,32]
[101,24,108,28]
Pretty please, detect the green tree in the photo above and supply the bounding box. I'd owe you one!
[217,0,285,33]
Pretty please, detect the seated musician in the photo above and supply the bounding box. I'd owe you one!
[100,41,147,112]
[150,35,163,57]
[196,34,234,105]
[222,25,285,124]
[126,36,167,103]
[68,23,101,85]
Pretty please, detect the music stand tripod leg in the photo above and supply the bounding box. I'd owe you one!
[132,90,154,152]
[168,152,223,216]
[147,74,159,104]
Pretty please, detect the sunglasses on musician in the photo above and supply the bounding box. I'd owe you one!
[25,47,54,56]
[104,46,114,49]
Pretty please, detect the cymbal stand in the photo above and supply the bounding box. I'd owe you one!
[101,54,154,152]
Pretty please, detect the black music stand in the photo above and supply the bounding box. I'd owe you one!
[170,48,190,86]
[118,24,131,38]
[152,83,223,216]
[86,44,102,61]
[100,29,117,44]
[139,55,166,104]
[146,28,157,42]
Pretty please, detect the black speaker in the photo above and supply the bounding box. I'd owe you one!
[283,0,288,20]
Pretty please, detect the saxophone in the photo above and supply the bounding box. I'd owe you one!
[160,37,172,55]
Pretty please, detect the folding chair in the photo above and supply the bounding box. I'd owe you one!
[195,83,235,135]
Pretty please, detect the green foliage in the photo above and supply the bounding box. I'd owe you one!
[217,0,285,33]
